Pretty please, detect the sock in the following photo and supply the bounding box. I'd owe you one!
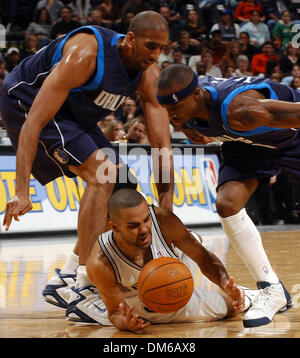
[243,295,251,311]
[220,208,279,284]
[61,251,79,274]
[75,265,93,288]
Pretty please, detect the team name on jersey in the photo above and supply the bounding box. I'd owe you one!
[214,134,276,149]
[94,90,129,111]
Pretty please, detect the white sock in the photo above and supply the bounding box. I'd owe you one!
[61,251,79,274]
[220,208,279,284]
[75,265,93,288]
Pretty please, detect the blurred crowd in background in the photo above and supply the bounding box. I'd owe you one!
[1,0,300,225]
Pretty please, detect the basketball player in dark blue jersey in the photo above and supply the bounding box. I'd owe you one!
[156,64,300,328]
[1,11,174,323]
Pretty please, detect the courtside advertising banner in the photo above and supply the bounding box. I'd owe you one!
[0,145,220,233]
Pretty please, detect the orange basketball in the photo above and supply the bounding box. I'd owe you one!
[137,257,194,313]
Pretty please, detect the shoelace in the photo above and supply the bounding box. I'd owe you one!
[251,286,274,308]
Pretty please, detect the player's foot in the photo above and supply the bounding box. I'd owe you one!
[242,287,261,307]
[42,268,77,309]
[66,285,111,325]
[243,281,292,328]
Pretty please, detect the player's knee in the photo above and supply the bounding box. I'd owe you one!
[215,195,242,218]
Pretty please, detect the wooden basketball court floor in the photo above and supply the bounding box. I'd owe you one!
[0,225,300,341]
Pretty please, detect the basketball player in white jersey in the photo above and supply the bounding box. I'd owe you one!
[66,188,258,333]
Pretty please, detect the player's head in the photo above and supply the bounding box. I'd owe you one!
[156,64,201,129]
[123,11,169,71]
[108,189,152,249]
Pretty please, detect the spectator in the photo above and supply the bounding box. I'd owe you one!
[201,48,223,77]
[270,72,283,82]
[97,0,122,29]
[219,40,241,76]
[198,0,223,30]
[86,8,104,26]
[103,119,125,142]
[172,47,187,65]
[272,35,284,57]
[20,35,40,60]
[210,9,241,42]
[161,60,172,69]
[250,40,279,76]
[74,0,92,24]
[126,118,148,144]
[241,10,271,48]
[158,40,175,68]
[280,42,300,76]
[264,58,283,79]
[223,65,235,78]
[159,6,182,43]
[174,31,200,64]
[272,10,294,48]
[116,11,135,34]
[157,0,183,23]
[97,113,116,131]
[181,9,207,45]
[234,0,263,25]
[260,0,282,30]
[281,64,300,86]
[188,52,202,72]
[232,54,252,76]
[195,61,207,76]
[290,76,300,90]
[5,47,21,72]
[121,0,150,19]
[237,31,259,61]
[203,30,227,65]
[0,60,8,78]
[36,0,64,24]
[115,98,137,124]
[50,6,81,39]
[26,7,52,47]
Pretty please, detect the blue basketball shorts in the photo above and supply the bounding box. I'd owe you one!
[0,93,121,185]
[218,134,300,188]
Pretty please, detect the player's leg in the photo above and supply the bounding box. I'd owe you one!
[216,179,292,327]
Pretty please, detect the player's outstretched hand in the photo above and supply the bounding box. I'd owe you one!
[224,276,245,313]
[182,128,216,144]
[3,195,32,231]
[119,303,151,334]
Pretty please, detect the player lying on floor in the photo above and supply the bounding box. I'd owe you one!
[65,188,259,333]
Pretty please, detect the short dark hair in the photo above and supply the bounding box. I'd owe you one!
[108,189,145,220]
[158,64,193,91]
[128,10,168,37]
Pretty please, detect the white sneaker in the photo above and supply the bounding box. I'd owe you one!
[66,285,112,326]
[240,287,261,310]
[243,281,292,328]
[42,268,76,308]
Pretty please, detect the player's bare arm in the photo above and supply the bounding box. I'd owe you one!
[137,64,174,211]
[156,207,244,309]
[228,90,300,131]
[3,33,98,231]
[156,208,228,288]
[86,243,151,333]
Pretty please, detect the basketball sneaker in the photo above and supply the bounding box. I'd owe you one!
[66,285,111,325]
[42,268,76,309]
[243,281,292,328]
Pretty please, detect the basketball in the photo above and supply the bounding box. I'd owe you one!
[138,257,194,313]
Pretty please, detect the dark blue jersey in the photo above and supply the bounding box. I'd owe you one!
[186,76,300,150]
[3,25,142,130]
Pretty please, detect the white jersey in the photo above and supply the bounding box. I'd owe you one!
[98,205,228,323]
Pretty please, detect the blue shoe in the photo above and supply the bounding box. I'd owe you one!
[243,281,293,328]
[66,286,111,325]
[42,268,76,309]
